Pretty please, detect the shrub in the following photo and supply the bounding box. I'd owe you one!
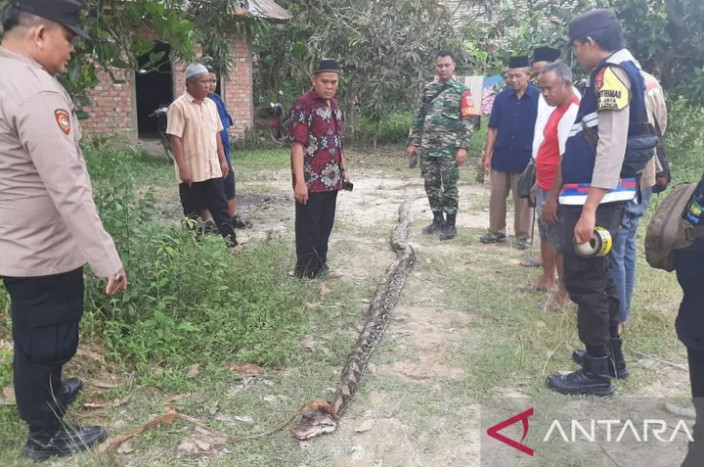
[355,112,413,146]
[664,98,704,182]
[71,146,313,368]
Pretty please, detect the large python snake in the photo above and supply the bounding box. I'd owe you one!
[291,197,417,440]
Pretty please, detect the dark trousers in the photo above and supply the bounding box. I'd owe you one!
[4,268,84,434]
[684,348,704,466]
[179,178,236,244]
[560,202,624,355]
[295,191,338,278]
[675,240,704,465]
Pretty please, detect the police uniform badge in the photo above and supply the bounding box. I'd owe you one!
[55,109,71,135]
[595,67,630,112]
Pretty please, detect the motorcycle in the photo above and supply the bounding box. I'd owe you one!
[148,104,174,161]
[268,90,290,146]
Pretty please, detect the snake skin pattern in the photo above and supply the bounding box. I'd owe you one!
[291,197,417,441]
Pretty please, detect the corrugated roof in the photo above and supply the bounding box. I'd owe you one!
[247,0,293,21]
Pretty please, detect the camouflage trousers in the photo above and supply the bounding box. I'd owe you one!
[421,153,459,214]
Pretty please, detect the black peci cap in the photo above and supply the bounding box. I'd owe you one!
[508,56,530,68]
[314,59,340,75]
[569,9,621,44]
[12,0,90,39]
[532,47,561,63]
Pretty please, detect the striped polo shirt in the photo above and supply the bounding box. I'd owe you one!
[166,91,224,183]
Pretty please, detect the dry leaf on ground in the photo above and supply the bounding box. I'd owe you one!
[1,386,15,405]
[84,396,130,409]
[90,380,119,389]
[226,363,263,377]
[355,419,375,433]
[188,364,202,378]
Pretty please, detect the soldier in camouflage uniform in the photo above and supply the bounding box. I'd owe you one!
[406,51,474,240]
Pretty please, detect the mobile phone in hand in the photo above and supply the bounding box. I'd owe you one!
[342,181,354,192]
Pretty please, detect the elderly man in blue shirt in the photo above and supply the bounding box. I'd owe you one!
[201,65,251,229]
[480,56,539,250]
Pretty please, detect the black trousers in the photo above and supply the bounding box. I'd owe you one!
[560,202,624,355]
[179,178,236,244]
[4,267,84,434]
[675,240,704,465]
[295,191,338,278]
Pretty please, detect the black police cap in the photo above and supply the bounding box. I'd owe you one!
[13,0,90,39]
[533,47,561,63]
[314,59,340,75]
[569,9,621,44]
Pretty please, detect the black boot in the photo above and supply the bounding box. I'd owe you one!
[56,378,83,415]
[422,211,445,234]
[572,337,629,379]
[22,425,107,461]
[440,213,457,240]
[546,354,614,396]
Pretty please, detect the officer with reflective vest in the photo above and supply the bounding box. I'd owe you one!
[546,9,657,396]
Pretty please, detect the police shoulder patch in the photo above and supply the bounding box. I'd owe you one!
[596,66,630,112]
[55,109,71,135]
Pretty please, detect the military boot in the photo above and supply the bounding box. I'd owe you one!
[546,354,614,396]
[422,211,445,234]
[440,213,457,240]
[572,337,629,379]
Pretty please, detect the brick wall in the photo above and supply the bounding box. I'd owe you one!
[222,37,253,138]
[82,35,254,141]
[80,68,137,140]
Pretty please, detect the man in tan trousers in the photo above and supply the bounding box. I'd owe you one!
[480,56,539,250]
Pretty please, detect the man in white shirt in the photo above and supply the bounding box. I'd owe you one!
[527,61,580,308]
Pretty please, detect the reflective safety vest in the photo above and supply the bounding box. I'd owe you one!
[559,49,649,206]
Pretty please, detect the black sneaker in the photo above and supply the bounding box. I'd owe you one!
[479,232,507,244]
[198,220,219,235]
[231,215,252,229]
[22,425,107,461]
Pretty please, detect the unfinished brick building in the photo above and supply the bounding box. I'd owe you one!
[80,0,291,142]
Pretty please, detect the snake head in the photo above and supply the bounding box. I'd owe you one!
[290,411,338,441]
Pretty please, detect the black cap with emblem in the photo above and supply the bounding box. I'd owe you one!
[569,9,621,44]
[12,0,90,39]
[314,59,340,75]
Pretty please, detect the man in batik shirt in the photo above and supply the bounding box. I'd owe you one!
[289,59,351,279]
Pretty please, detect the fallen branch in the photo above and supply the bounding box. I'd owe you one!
[101,399,335,455]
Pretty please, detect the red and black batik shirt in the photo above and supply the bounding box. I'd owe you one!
[289,89,344,193]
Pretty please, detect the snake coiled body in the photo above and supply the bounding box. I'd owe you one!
[291,197,417,440]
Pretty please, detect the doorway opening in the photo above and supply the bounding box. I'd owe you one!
[135,42,173,137]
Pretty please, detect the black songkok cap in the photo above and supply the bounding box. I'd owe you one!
[569,9,621,44]
[508,56,530,68]
[533,47,561,63]
[314,59,340,75]
[13,0,90,39]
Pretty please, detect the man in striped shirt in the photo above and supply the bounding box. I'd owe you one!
[167,63,238,248]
